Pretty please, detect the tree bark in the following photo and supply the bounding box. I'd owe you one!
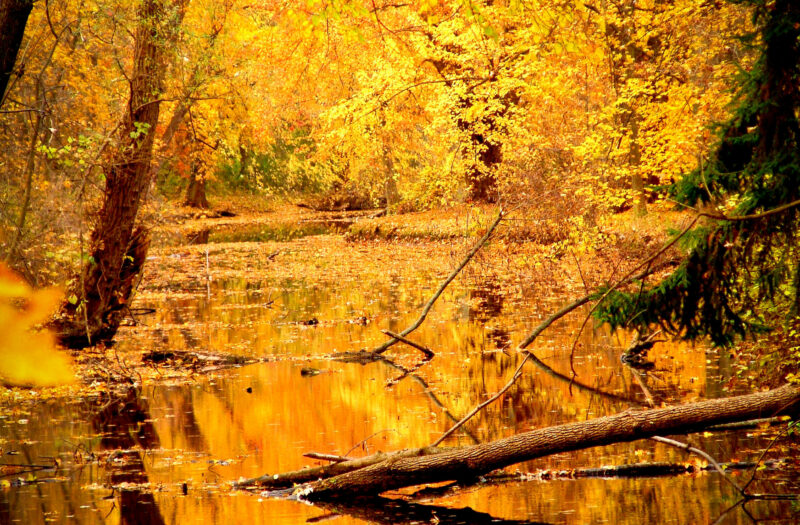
[51,0,176,347]
[302,384,800,499]
[0,0,33,105]
[183,168,209,208]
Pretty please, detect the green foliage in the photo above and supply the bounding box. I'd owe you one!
[594,0,800,345]
[784,319,800,385]
[217,125,329,196]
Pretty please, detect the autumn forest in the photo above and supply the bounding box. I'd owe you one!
[0,0,799,523]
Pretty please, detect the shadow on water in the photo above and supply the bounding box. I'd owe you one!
[91,388,165,525]
[312,496,553,525]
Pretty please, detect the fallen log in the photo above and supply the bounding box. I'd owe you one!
[236,446,449,489]
[302,384,800,499]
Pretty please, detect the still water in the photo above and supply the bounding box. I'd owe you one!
[1,222,797,524]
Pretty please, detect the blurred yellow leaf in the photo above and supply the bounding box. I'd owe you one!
[0,265,74,387]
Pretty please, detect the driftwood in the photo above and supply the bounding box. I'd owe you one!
[381,330,434,358]
[293,384,800,499]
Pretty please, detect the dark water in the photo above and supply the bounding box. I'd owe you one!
[1,227,797,524]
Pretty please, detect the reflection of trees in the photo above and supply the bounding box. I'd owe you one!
[91,388,165,525]
[378,355,480,445]
[469,282,504,321]
[529,354,643,407]
[469,282,510,349]
[159,387,208,452]
[312,496,552,525]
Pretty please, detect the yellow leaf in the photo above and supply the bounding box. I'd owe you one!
[0,265,74,387]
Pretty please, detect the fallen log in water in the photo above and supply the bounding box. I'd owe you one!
[236,446,449,489]
[294,384,799,499]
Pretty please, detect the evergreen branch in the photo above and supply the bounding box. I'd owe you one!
[700,198,800,222]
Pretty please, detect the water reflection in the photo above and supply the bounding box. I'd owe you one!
[92,388,165,525]
[3,228,798,524]
[468,282,511,350]
[314,496,553,524]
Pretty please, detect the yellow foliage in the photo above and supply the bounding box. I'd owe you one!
[0,265,74,387]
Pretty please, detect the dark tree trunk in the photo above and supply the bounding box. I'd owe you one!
[51,0,174,347]
[301,384,800,499]
[0,0,33,105]
[183,168,209,208]
[457,88,519,203]
[464,130,502,202]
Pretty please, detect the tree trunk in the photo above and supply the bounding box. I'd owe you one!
[50,0,174,348]
[302,384,799,499]
[183,168,209,208]
[464,131,502,203]
[629,114,647,216]
[0,0,33,105]
[382,144,399,207]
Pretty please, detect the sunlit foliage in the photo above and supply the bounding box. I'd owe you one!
[0,264,74,386]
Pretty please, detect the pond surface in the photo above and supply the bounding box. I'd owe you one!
[1,218,798,524]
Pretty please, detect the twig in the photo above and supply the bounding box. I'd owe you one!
[304,453,349,463]
[381,330,434,357]
[629,369,656,407]
[741,420,797,494]
[650,436,744,494]
[430,292,597,447]
[570,249,589,294]
[372,208,503,355]
[343,430,398,457]
[431,266,663,448]
[707,417,788,431]
[0,462,55,469]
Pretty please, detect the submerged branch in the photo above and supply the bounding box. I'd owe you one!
[382,330,434,357]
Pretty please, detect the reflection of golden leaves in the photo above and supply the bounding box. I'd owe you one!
[0,264,74,387]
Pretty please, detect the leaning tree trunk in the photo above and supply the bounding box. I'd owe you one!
[50,0,174,348]
[297,384,800,499]
[0,0,33,105]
